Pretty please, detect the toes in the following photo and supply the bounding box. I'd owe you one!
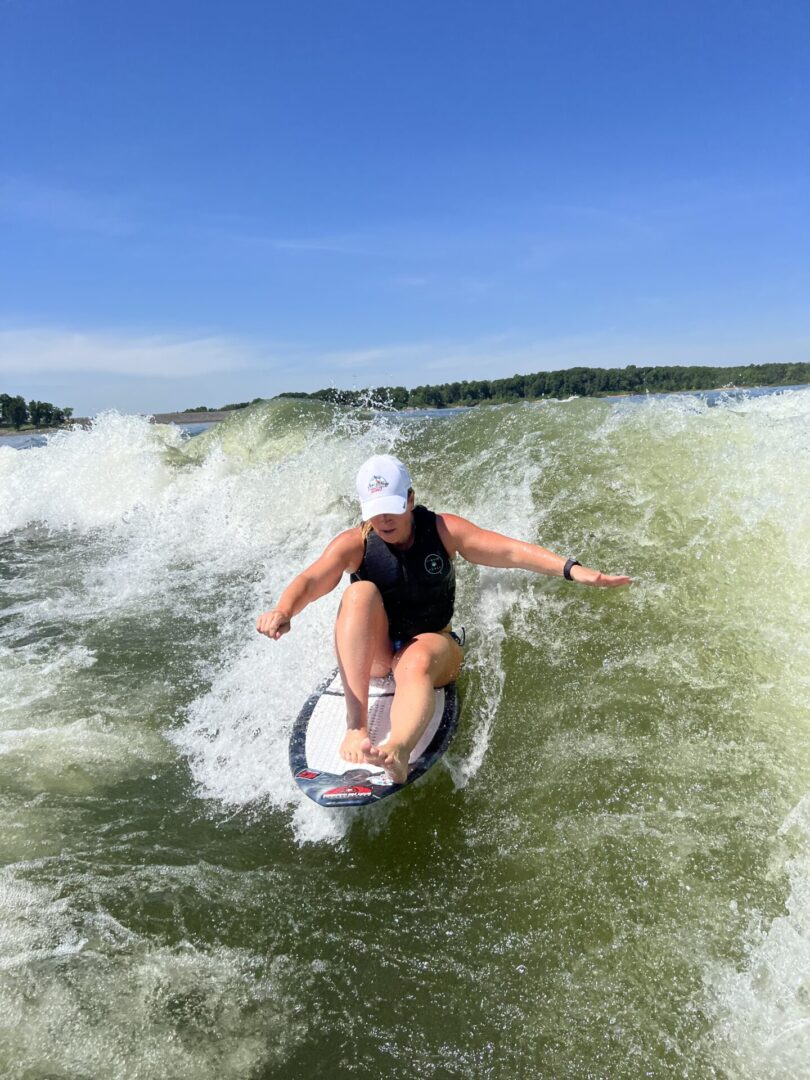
[363,743,386,765]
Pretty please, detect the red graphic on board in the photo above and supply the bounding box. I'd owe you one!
[323,785,373,799]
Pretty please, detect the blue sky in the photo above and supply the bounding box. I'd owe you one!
[1,0,808,415]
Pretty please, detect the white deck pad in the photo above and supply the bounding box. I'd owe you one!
[290,669,459,807]
[305,671,445,777]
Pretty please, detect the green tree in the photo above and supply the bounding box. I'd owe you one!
[2,395,28,428]
[28,400,55,427]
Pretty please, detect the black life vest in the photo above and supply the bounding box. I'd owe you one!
[350,506,455,641]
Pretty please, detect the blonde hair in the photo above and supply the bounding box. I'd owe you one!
[359,488,414,540]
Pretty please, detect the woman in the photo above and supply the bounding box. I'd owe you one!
[257,454,631,783]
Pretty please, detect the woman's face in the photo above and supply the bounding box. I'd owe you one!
[369,491,415,546]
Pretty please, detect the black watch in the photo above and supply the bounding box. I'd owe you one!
[563,558,581,581]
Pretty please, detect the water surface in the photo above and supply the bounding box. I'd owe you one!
[1,391,808,1078]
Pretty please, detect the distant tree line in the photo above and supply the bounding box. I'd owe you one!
[276,362,810,410]
[0,393,74,429]
[184,398,265,412]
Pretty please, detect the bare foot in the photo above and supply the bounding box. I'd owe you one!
[361,737,410,784]
[340,727,369,763]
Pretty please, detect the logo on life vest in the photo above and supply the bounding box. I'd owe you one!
[424,553,444,575]
[367,475,389,495]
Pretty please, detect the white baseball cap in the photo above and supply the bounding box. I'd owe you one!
[355,455,412,520]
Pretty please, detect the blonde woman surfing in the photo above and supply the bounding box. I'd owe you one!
[257,455,631,783]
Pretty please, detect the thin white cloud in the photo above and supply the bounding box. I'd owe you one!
[314,331,810,385]
[0,329,265,377]
[393,275,433,288]
[0,176,136,237]
[271,236,361,253]
[390,273,495,296]
[198,222,369,255]
[2,325,807,402]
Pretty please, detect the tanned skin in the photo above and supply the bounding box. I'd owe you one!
[257,491,631,782]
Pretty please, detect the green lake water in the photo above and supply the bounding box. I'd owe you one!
[1,390,808,1078]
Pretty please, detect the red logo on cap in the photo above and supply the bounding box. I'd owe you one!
[368,475,389,495]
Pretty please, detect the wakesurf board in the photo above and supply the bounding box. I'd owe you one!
[290,668,459,807]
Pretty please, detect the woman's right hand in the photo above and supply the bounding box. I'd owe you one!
[256,609,292,640]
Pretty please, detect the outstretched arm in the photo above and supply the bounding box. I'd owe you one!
[437,514,631,588]
[256,528,365,639]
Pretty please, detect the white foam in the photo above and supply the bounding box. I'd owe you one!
[707,795,810,1078]
[0,869,303,1078]
[0,413,181,535]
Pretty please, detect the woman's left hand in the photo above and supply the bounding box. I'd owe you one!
[572,566,632,587]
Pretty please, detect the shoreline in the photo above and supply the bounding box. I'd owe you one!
[0,411,230,440]
[3,386,807,439]
[150,410,232,424]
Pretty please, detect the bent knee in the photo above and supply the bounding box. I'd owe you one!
[393,644,435,679]
[339,579,385,612]
[394,636,463,685]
